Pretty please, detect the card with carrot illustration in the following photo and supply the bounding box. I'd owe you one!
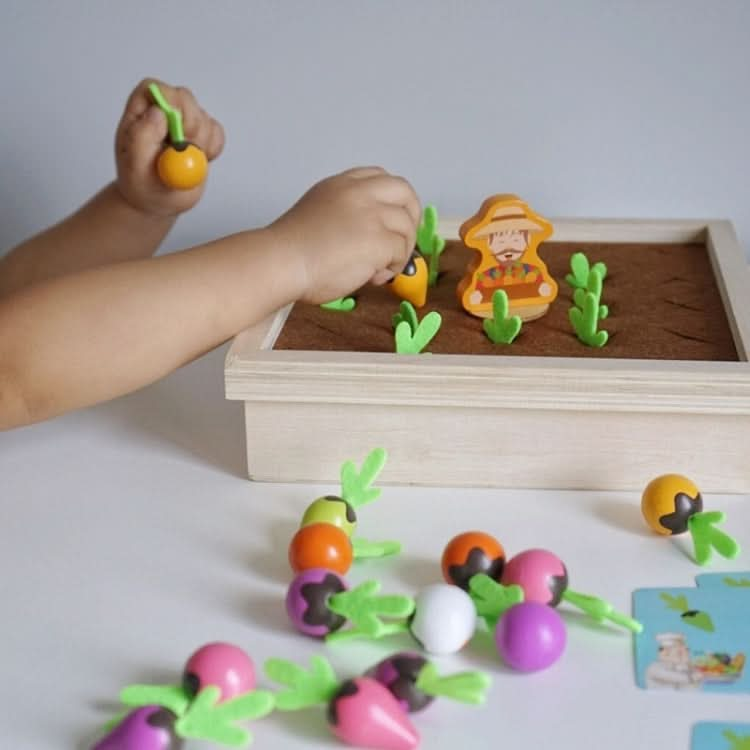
[632,587,750,693]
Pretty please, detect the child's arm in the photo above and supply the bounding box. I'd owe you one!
[0,80,224,297]
[0,167,420,430]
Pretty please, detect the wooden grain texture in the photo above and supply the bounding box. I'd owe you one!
[225,217,750,491]
[242,401,750,492]
[705,221,750,359]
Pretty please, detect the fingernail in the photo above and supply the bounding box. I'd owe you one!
[147,105,163,124]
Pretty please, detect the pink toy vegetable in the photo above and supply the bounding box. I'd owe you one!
[265,655,419,750]
[94,643,274,748]
[500,548,642,632]
[183,642,256,701]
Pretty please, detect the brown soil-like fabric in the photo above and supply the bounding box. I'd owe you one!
[274,241,739,361]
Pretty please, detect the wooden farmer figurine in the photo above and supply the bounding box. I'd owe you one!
[457,195,557,321]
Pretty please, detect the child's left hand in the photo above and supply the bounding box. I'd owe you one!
[114,78,225,217]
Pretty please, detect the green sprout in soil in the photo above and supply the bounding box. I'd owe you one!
[569,267,609,348]
[392,300,419,332]
[416,204,446,287]
[320,297,356,312]
[393,301,442,354]
[483,290,522,345]
[566,251,607,290]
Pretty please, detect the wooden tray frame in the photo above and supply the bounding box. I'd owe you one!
[225,218,750,492]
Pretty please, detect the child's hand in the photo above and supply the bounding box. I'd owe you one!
[270,167,421,305]
[114,79,225,217]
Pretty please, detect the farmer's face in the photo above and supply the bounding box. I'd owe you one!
[489,230,527,262]
[660,643,689,666]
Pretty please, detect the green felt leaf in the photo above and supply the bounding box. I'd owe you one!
[660,592,689,612]
[428,241,445,286]
[174,686,274,746]
[415,662,491,704]
[681,610,715,632]
[468,574,524,625]
[395,312,442,354]
[599,304,609,319]
[352,537,402,559]
[326,580,415,643]
[592,261,608,281]
[340,447,387,508]
[566,253,607,289]
[392,300,419,333]
[416,205,439,255]
[574,269,604,308]
[395,320,417,353]
[689,511,741,565]
[569,293,609,348]
[562,590,643,633]
[566,252,590,289]
[724,577,750,588]
[119,684,191,716]
[264,656,339,711]
[483,290,522,345]
[320,297,356,312]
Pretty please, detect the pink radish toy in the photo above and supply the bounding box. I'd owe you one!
[499,549,642,632]
[94,643,274,748]
[265,655,419,749]
[183,642,256,701]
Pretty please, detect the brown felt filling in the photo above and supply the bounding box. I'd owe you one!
[273,241,740,361]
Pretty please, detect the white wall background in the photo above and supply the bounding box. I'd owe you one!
[1,1,749,258]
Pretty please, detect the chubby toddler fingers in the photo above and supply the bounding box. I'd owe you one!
[204,116,226,161]
[118,104,169,179]
[377,204,417,275]
[361,174,421,229]
[370,268,396,285]
[170,86,219,155]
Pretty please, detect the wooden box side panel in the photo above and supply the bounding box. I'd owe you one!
[242,401,750,493]
[706,221,750,360]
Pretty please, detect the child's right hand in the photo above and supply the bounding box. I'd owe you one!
[269,167,421,305]
[115,78,225,218]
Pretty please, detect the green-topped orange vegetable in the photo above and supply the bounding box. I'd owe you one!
[149,83,208,190]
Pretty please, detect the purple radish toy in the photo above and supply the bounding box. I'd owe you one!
[286,568,415,643]
[286,567,348,637]
[366,652,491,713]
[495,601,567,672]
[92,706,181,750]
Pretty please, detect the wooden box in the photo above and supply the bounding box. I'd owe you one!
[225,218,750,492]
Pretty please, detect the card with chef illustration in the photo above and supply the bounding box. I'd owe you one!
[632,587,750,693]
[691,722,750,750]
[695,572,750,590]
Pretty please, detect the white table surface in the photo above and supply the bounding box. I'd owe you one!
[2,343,748,750]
